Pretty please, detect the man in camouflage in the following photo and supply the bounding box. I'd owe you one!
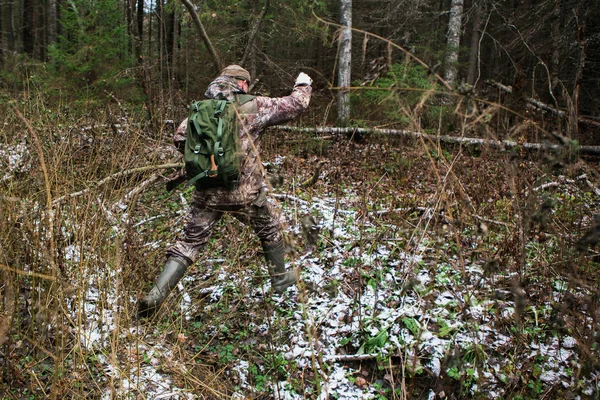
[139,65,312,317]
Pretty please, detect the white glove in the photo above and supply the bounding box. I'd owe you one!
[295,72,312,86]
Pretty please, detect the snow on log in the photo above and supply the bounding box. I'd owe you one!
[274,126,600,156]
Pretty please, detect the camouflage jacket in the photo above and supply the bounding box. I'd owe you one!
[174,76,312,206]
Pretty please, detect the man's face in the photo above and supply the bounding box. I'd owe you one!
[238,79,249,93]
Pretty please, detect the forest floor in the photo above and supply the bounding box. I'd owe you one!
[2,119,600,399]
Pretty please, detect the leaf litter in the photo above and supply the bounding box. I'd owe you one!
[5,135,597,398]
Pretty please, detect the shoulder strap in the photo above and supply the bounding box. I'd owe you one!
[236,94,256,105]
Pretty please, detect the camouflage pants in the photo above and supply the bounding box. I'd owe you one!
[166,191,283,263]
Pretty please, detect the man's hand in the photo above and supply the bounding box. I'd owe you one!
[295,72,312,86]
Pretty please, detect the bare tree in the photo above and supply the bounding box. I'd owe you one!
[337,0,352,126]
[467,0,487,86]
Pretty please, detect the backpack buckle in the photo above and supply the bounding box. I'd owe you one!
[194,144,201,154]
[217,147,224,157]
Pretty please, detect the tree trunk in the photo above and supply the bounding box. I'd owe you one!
[165,1,175,66]
[444,0,464,88]
[550,0,561,95]
[4,0,16,53]
[137,0,144,41]
[126,0,134,53]
[240,0,270,66]
[157,0,164,79]
[0,0,3,63]
[48,0,57,47]
[181,0,221,74]
[466,0,486,86]
[573,8,587,120]
[38,1,46,60]
[337,0,352,127]
[171,1,179,84]
[23,0,34,56]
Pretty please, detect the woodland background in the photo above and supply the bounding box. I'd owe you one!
[2,0,600,399]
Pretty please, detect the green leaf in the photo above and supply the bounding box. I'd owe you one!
[402,317,420,336]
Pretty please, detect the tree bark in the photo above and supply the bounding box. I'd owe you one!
[466,0,486,86]
[444,0,464,88]
[48,0,57,47]
[240,0,270,66]
[172,2,179,84]
[23,0,34,56]
[550,0,560,94]
[181,0,221,74]
[572,8,587,120]
[137,0,144,41]
[337,0,352,127]
[0,0,3,63]
[4,0,16,53]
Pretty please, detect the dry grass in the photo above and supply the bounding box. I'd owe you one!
[1,86,599,399]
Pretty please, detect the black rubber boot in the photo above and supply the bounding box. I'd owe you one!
[263,241,298,294]
[138,257,190,318]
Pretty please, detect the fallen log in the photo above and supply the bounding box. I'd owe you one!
[485,79,600,129]
[273,126,600,156]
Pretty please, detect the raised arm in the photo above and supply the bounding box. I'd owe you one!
[252,73,312,128]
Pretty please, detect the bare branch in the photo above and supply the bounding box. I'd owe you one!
[52,163,183,206]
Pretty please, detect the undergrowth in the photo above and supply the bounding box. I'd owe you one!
[1,81,599,400]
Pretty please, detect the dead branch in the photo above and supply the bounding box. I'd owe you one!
[52,163,183,206]
[240,0,270,66]
[111,173,161,214]
[485,80,600,128]
[0,263,57,281]
[273,126,600,156]
[181,0,221,73]
[577,174,600,196]
[301,160,327,188]
[322,353,380,362]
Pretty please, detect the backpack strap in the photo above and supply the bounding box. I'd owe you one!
[214,100,230,187]
[236,94,256,105]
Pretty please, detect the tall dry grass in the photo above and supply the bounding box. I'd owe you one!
[1,75,599,399]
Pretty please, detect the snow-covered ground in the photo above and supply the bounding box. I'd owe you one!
[4,134,597,399]
[70,173,598,399]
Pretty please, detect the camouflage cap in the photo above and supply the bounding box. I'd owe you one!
[220,64,251,82]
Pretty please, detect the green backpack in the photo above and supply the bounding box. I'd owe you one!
[184,94,255,190]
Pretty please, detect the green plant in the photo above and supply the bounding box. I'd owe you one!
[353,63,448,130]
[358,328,389,354]
[48,0,136,100]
